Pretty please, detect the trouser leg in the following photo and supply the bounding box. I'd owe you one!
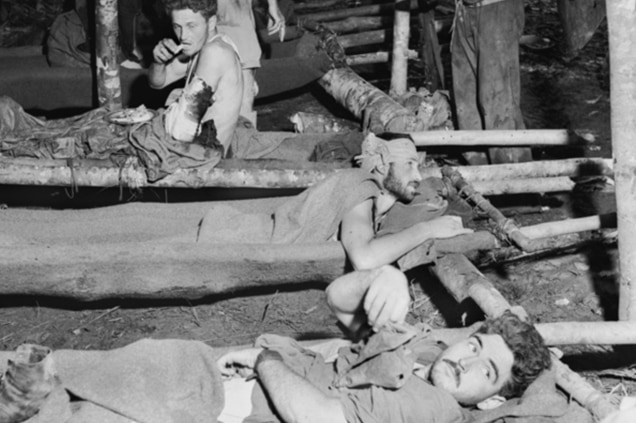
[451,3,489,164]
[476,0,532,163]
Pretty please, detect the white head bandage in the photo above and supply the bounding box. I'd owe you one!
[355,133,419,173]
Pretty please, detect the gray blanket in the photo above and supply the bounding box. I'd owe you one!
[0,339,224,423]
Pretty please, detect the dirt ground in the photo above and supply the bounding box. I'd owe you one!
[2,0,634,407]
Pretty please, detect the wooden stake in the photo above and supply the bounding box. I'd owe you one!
[389,0,410,97]
[95,0,122,110]
[607,0,636,321]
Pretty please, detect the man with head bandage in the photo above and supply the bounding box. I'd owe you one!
[329,133,473,337]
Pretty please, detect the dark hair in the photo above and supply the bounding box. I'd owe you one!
[475,311,551,398]
[163,0,218,19]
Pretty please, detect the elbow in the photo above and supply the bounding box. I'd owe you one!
[348,254,380,271]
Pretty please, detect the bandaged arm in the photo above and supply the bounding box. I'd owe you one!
[255,350,347,423]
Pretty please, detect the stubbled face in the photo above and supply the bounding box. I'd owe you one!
[383,159,422,202]
[170,9,213,56]
[429,334,514,405]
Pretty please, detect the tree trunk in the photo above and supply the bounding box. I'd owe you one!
[0,157,612,189]
[95,0,122,110]
[607,0,636,321]
[318,66,424,133]
[389,0,410,96]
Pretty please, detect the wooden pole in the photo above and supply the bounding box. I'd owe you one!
[607,0,636,321]
[537,321,636,346]
[0,157,612,189]
[389,0,410,97]
[432,253,618,420]
[298,0,419,23]
[520,214,616,239]
[410,129,583,146]
[472,177,575,195]
[95,0,122,110]
[347,50,418,66]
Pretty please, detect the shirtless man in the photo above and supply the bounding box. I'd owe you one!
[218,269,552,423]
[149,0,242,153]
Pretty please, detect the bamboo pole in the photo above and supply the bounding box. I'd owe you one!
[0,157,613,189]
[95,0,122,110]
[520,214,616,239]
[607,0,636,321]
[432,253,618,420]
[389,0,410,96]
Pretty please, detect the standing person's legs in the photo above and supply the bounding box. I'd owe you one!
[476,0,531,163]
[451,3,489,164]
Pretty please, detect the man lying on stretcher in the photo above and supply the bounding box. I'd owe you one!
[0,268,555,423]
[217,266,553,423]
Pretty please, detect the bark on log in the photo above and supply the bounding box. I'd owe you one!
[338,29,387,49]
[323,15,451,36]
[607,0,636,321]
[318,66,424,133]
[472,177,575,195]
[520,214,616,239]
[389,0,410,96]
[298,0,419,23]
[346,50,418,66]
[0,157,613,189]
[0,242,347,301]
[95,0,122,110]
[410,129,580,146]
[435,158,613,182]
[432,253,618,420]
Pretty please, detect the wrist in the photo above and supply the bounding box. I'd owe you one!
[254,349,283,372]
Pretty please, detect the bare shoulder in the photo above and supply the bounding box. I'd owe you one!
[199,38,240,64]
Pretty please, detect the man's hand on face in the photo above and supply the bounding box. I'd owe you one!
[424,215,474,239]
[363,265,411,332]
[217,348,263,379]
[153,38,183,64]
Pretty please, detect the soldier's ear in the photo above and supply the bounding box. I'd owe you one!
[208,14,217,29]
